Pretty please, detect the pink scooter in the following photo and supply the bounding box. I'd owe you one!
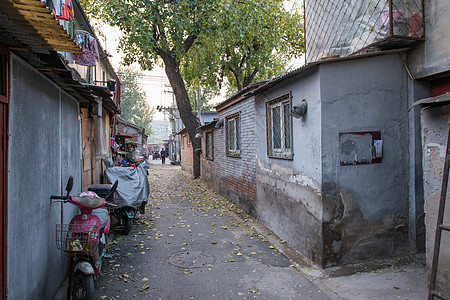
[51,177,117,300]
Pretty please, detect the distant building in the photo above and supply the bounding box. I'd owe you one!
[115,117,147,160]
[177,110,218,172]
[148,120,171,143]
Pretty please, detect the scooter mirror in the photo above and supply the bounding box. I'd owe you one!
[103,180,118,201]
[65,176,73,194]
[111,180,118,193]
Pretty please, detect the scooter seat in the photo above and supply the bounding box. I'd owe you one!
[92,207,109,229]
[72,196,105,208]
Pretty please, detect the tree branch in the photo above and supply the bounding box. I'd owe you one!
[228,66,242,91]
[239,54,247,68]
[282,36,304,50]
[184,35,197,53]
[243,67,258,87]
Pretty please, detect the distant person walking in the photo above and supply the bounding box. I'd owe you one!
[160,148,166,164]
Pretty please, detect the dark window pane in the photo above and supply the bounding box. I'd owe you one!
[229,119,235,151]
[272,106,281,149]
[284,103,291,149]
[236,118,240,150]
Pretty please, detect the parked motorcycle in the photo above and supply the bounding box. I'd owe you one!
[101,159,150,235]
[51,177,117,300]
[88,182,143,235]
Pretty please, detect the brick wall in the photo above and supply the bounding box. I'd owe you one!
[201,96,257,216]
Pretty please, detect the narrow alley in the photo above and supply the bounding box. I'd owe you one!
[93,164,335,299]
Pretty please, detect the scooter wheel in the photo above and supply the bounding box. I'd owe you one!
[70,271,94,300]
[122,217,133,235]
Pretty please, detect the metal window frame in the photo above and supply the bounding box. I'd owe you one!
[266,92,293,160]
[226,113,241,157]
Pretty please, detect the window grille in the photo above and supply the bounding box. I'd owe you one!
[266,93,293,159]
[226,113,240,157]
[304,0,424,63]
[205,131,213,160]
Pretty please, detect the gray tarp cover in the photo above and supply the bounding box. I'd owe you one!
[104,159,149,208]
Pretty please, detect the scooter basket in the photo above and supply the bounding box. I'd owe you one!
[56,224,99,253]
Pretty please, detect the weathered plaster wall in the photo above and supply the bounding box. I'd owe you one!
[180,134,193,175]
[320,54,410,266]
[408,0,450,79]
[255,69,324,264]
[81,108,95,190]
[7,54,81,299]
[408,81,428,254]
[214,96,257,216]
[421,105,450,295]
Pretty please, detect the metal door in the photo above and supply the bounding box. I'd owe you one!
[0,46,8,300]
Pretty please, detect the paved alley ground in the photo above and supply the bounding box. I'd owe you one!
[92,161,428,300]
[94,163,335,300]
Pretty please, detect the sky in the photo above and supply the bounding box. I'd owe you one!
[99,26,173,121]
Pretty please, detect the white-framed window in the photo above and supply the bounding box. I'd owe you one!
[205,131,213,160]
[266,92,293,159]
[226,113,240,157]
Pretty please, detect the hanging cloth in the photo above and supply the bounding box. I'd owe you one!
[45,0,55,11]
[55,0,73,21]
[49,0,62,17]
[73,36,99,67]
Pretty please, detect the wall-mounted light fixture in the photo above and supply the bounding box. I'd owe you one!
[215,119,224,129]
[291,99,307,118]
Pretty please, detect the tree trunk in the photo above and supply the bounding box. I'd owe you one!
[160,51,202,178]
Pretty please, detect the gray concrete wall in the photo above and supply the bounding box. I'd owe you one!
[254,69,324,265]
[320,54,410,266]
[7,54,81,299]
[408,81,428,254]
[408,0,450,79]
[214,97,258,216]
[421,105,450,295]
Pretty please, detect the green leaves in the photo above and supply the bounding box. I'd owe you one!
[81,0,304,93]
[181,0,305,93]
[118,67,155,135]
